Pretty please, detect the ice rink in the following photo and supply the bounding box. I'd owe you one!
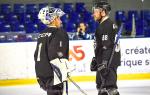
[0,80,150,95]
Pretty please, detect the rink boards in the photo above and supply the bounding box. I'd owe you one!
[0,73,150,86]
[0,38,150,86]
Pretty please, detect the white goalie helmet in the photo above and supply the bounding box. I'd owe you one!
[38,6,65,25]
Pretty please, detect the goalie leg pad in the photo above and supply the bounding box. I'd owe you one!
[47,83,63,95]
[51,64,63,85]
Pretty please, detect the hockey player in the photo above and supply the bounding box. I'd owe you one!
[34,6,70,95]
[91,1,121,95]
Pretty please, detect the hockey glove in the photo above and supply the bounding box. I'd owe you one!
[97,60,109,76]
[90,57,97,71]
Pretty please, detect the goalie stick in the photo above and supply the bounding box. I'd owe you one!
[67,76,88,95]
[63,81,68,95]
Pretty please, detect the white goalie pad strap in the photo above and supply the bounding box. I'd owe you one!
[50,58,62,67]
[62,81,67,95]
[60,58,76,73]
[54,71,61,85]
[50,58,68,81]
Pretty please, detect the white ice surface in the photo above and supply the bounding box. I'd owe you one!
[0,80,150,95]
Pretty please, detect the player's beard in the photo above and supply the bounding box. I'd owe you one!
[93,15,101,22]
[96,15,103,23]
[95,11,103,22]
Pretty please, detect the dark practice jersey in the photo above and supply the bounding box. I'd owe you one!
[34,27,69,78]
[95,18,121,67]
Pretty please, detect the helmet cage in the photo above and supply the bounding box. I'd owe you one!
[38,6,65,25]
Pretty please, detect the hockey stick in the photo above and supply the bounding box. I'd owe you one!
[107,23,124,68]
[67,76,88,95]
[63,81,68,95]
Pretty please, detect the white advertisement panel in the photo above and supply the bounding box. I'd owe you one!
[0,38,150,80]
[69,40,94,73]
[0,41,95,79]
[119,38,150,74]
[0,42,37,79]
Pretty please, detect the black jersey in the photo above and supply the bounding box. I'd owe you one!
[34,27,69,78]
[95,18,120,67]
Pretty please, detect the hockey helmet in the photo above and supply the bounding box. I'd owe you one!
[38,6,65,25]
[93,1,111,12]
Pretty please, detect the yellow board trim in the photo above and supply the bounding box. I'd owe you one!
[0,79,38,86]
[0,73,150,86]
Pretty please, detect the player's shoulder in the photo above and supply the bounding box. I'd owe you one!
[38,28,53,38]
[106,18,115,25]
[62,29,69,39]
[108,19,118,30]
[39,28,50,33]
[103,18,112,26]
[112,23,118,30]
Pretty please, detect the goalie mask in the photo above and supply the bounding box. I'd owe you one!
[38,6,65,25]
